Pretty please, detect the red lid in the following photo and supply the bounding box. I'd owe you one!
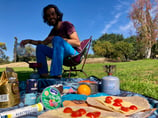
[78,80,97,84]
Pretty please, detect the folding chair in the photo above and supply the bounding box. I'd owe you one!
[63,36,92,78]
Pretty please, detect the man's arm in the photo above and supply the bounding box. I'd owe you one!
[20,36,53,46]
[64,32,80,47]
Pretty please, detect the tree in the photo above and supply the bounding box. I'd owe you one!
[151,40,158,58]
[114,41,134,61]
[0,42,9,63]
[92,41,114,57]
[125,35,145,59]
[129,0,158,58]
[98,33,124,44]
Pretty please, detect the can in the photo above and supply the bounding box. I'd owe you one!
[101,75,120,95]
[26,79,38,93]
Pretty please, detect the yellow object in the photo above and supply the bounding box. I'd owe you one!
[7,114,12,118]
[77,84,91,96]
[37,103,44,111]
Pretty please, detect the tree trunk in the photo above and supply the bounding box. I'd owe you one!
[145,47,151,59]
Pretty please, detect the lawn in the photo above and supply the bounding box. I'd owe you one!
[0,59,158,99]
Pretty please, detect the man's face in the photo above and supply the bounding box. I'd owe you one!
[45,8,58,26]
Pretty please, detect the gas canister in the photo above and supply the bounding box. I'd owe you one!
[101,65,120,95]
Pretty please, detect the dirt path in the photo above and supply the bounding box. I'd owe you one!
[0,58,109,68]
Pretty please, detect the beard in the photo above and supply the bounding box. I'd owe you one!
[47,18,59,26]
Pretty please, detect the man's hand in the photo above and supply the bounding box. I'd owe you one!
[20,40,31,46]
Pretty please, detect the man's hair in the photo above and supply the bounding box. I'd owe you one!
[43,4,63,25]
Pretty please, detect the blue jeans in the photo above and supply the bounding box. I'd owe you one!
[36,36,79,76]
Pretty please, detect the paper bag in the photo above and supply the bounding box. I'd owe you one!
[0,68,20,108]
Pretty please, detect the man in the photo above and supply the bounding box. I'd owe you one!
[20,4,81,78]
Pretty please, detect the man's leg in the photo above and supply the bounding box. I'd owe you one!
[50,36,78,76]
[36,44,52,77]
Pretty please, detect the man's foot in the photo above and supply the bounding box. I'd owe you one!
[50,75,62,79]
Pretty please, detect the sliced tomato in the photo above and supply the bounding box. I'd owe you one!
[86,112,96,118]
[114,98,123,103]
[106,96,113,100]
[105,98,112,104]
[71,110,82,117]
[93,111,101,117]
[113,102,122,107]
[105,96,113,104]
[78,108,86,115]
[63,107,73,113]
[121,106,129,112]
[129,105,138,110]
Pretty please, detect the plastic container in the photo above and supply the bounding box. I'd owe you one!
[40,86,62,110]
[0,103,43,118]
[16,43,26,56]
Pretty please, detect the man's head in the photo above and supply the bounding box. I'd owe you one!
[43,4,63,26]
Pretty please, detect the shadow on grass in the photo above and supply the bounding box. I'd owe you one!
[0,70,82,82]
[18,71,79,81]
[62,72,78,78]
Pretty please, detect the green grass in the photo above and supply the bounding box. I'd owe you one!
[0,59,158,99]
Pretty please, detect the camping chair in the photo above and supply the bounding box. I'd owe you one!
[63,36,92,78]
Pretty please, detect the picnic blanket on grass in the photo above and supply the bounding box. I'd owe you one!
[0,77,157,118]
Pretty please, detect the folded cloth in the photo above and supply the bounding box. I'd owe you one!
[62,94,87,102]
[61,92,109,103]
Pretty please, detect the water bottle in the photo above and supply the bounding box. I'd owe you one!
[16,43,26,56]
[101,65,120,95]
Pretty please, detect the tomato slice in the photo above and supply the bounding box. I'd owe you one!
[113,102,122,107]
[129,105,138,110]
[105,98,112,104]
[86,112,96,118]
[106,96,113,100]
[93,111,101,117]
[78,108,86,115]
[114,98,123,103]
[105,96,113,104]
[71,110,82,117]
[121,106,129,112]
[63,107,73,113]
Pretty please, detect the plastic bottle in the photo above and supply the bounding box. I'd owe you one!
[0,103,43,118]
[16,43,26,56]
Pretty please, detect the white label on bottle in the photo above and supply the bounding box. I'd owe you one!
[0,94,9,102]
[0,104,39,117]
[9,77,16,80]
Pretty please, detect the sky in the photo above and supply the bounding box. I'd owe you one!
[0,0,136,61]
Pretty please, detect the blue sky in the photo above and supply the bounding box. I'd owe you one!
[0,0,136,61]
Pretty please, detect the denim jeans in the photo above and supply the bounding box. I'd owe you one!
[36,36,79,76]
